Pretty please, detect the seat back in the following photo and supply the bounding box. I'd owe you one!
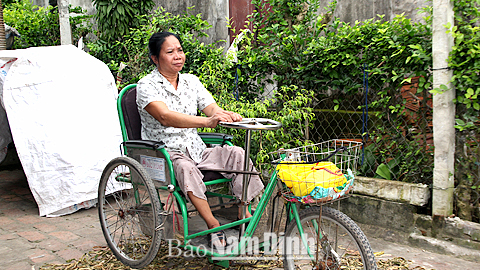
[118,85,172,187]
[119,85,141,141]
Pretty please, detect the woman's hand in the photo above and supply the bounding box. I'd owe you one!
[222,110,243,122]
[203,103,243,128]
[206,110,243,128]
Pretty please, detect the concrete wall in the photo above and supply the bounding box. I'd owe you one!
[327,0,429,25]
[335,194,480,260]
[69,0,96,15]
[152,0,229,46]
[30,0,428,45]
[32,0,96,15]
[31,0,228,45]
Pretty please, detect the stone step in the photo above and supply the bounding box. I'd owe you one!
[413,215,480,251]
[408,233,480,262]
[334,193,480,263]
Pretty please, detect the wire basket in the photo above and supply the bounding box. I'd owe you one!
[270,139,363,204]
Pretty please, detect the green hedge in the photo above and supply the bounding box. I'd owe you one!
[4,0,90,49]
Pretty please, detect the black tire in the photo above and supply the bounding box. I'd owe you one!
[98,156,162,269]
[283,206,377,270]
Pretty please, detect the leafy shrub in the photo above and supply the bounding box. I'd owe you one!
[238,0,432,100]
[92,0,154,41]
[450,0,480,222]
[88,7,235,93]
[449,0,480,131]
[4,0,91,49]
[233,0,434,182]
[199,85,315,174]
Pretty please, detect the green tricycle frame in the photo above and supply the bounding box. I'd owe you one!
[97,84,378,269]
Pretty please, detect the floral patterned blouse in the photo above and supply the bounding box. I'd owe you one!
[136,69,215,163]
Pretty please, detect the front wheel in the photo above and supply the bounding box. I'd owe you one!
[98,156,162,269]
[283,206,377,270]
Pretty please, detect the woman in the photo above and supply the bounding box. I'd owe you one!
[136,31,264,247]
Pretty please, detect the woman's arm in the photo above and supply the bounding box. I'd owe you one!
[145,101,241,128]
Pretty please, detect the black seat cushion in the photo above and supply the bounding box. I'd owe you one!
[201,170,225,182]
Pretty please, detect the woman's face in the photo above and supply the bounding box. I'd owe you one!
[153,35,185,76]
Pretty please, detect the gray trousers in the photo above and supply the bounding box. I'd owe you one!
[168,145,264,202]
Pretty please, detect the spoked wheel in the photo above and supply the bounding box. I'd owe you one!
[98,156,162,269]
[284,206,377,270]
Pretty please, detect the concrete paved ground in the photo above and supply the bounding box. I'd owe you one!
[1,168,479,270]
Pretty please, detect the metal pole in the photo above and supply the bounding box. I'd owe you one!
[432,0,455,217]
[240,129,252,236]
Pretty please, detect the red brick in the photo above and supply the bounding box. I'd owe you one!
[1,194,16,200]
[56,248,85,261]
[28,250,56,264]
[37,238,68,252]
[0,169,26,179]
[0,233,18,240]
[2,220,29,231]
[60,220,85,231]
[12,187,31,195]
[0,216,14,225]
[0,202,17,210]
[17,231,46,242]
[4,261,32,270]
[48,231,80,242]
[73,226,103,239]
[1,207,25,216]
[21,206,39,216]
[4,195,24,202]
[38,261,65,269]
[16,215,43,224]
[33,223,57,233]
[24,194,35,201]
[71,239,103,252]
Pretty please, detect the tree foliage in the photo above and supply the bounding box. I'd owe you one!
[236,0,432,101]
[3,0,90,49]
[92,0,154,41]
[231,0,433,182]
[449,0,480,131]
[88,7,228,90]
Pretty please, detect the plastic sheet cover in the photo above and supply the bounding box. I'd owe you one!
[0,45,123,216]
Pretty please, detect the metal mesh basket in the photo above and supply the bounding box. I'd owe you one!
[270,139,363,204]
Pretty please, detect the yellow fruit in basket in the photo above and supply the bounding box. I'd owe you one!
[277,161,347,197]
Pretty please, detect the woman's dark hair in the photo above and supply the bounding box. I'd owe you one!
[148,31,183,65]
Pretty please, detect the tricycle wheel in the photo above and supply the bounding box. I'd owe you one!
[98,156,162,268]
[283,206,377,270]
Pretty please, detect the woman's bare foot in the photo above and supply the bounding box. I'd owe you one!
[237,206,253,219]
[208,224,226,247]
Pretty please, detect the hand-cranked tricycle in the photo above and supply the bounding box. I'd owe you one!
[97,84,377,269]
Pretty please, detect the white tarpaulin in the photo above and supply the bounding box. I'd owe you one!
[0,45,123,217]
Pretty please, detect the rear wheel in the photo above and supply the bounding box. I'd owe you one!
[98,156,161,269]
[283,206,377,270]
